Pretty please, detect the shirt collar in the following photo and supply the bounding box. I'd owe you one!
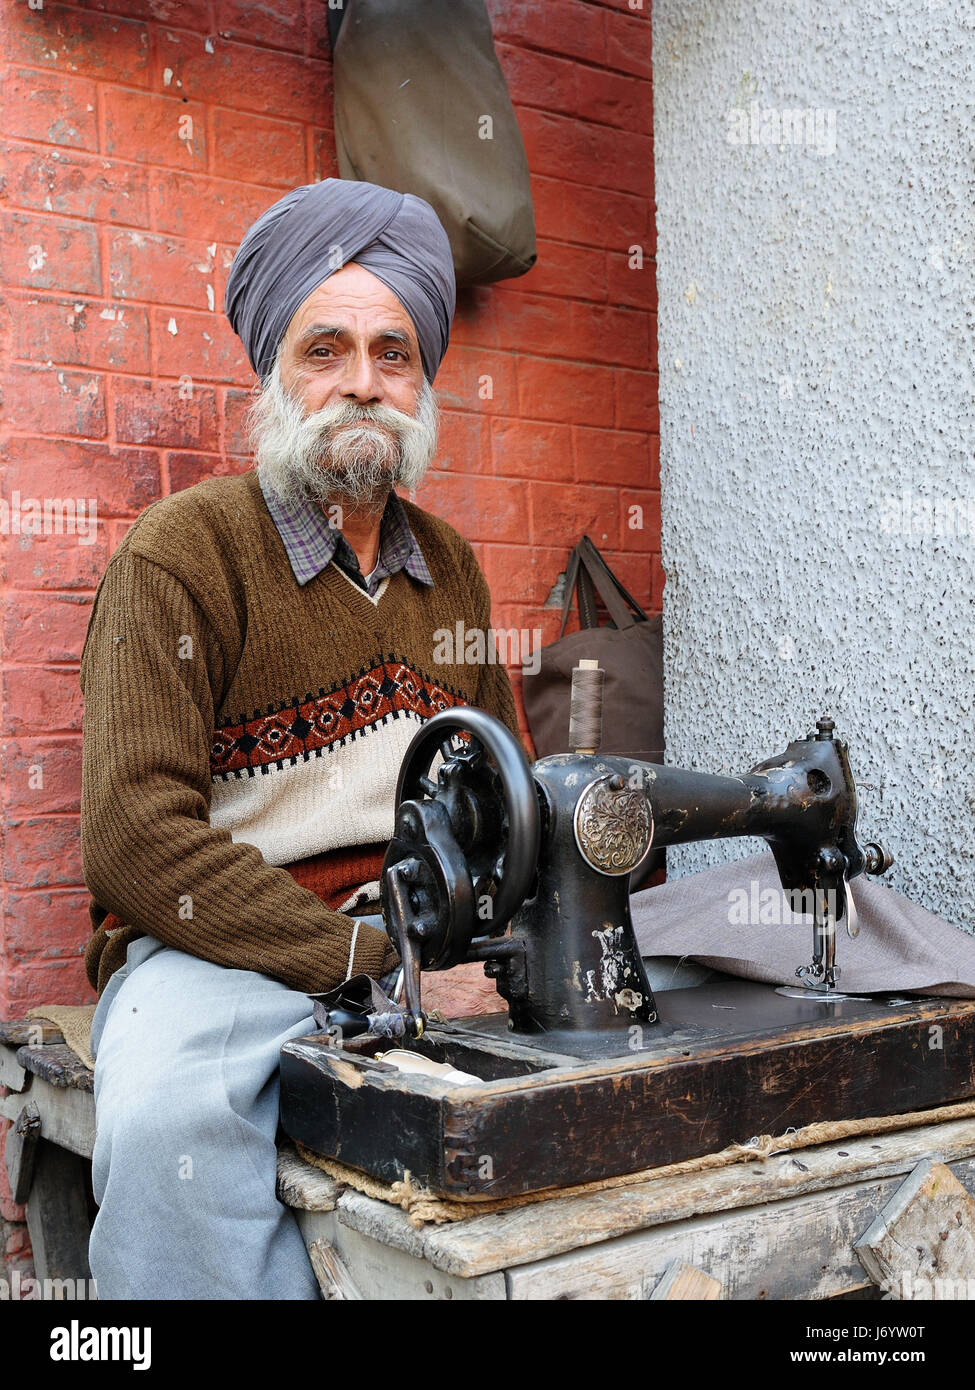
[258,470,434,592]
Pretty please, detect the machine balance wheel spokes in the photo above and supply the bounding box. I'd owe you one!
[381,708,542,975]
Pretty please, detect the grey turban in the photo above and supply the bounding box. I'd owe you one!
[224,179,456,384]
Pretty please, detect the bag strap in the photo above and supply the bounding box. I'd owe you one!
[557,537,649,637]
[577,561,599,628]
[558,544,597,637]
[576,535,648,631]
[327,0,349,50]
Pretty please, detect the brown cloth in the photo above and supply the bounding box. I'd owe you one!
[26,1005,96,1071]
[631,850,975,998]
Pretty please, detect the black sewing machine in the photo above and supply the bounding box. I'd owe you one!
[280,664,975,1200]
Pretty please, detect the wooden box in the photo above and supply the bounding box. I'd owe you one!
[279,982,975,1200]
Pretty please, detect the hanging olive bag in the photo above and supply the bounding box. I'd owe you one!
[330,0,537,287]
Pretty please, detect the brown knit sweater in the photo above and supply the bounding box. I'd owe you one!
[80,469,522,996]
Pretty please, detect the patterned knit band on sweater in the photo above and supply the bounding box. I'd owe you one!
[79,470,522,997]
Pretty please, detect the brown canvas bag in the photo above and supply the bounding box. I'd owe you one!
[331,0,537,287]
[523,536,664,764]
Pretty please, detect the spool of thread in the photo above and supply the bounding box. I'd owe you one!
[569,658,604,754]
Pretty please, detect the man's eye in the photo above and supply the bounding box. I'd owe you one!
[310,346,335,359]
[382,350,407,361]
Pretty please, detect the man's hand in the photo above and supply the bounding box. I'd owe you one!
[422,962,502,1019]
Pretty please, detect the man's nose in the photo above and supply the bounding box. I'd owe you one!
[336,348,384,404]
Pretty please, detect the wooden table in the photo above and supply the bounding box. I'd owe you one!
[6,1018,975,1299]
[279,1123,975,1299]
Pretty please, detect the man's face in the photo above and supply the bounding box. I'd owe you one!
[278,262,424,416]
[249,263,439,510]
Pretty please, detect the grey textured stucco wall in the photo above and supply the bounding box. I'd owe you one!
[653,2,975,923]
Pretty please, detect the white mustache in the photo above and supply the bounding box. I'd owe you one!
[305,397,429,435]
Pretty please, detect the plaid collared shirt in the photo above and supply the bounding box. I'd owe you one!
[258,471,434,596]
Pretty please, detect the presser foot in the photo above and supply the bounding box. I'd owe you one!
[774,961,868,1002]
[774,984,869,1002]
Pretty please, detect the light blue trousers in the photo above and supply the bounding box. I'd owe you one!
[89,935,322,1300]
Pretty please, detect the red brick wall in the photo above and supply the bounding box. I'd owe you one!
[0,0,655,1255]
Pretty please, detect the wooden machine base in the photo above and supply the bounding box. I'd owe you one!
[279,982,975,1201]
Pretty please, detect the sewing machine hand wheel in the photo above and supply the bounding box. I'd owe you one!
[381,709,541,986]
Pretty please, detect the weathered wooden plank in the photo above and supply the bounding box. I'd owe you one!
[649,1260,722,1300]
[503,1174,933,1300]
[855,1158,975,1298]
[308,1239,363,1299]
[16,1044,93,1093]
[4,1102,41,1205]
[0,1019,65,1047]
[301,1146,975,1300]
[0,1071,95,1159]
[336,1190,431,1261]
[25,1139,93,1287]
[0,1043,29,1093]
[276,1144,342,1213]
[410,1118,975,1277]
[297,1207,506,1300]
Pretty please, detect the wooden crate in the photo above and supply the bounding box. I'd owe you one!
[281,982,975,1199]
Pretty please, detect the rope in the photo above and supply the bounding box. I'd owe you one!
[25,1004,96,1071]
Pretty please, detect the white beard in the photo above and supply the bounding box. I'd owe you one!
[248,359,440,511]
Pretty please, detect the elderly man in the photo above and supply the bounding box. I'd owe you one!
[81,179,521,1299]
